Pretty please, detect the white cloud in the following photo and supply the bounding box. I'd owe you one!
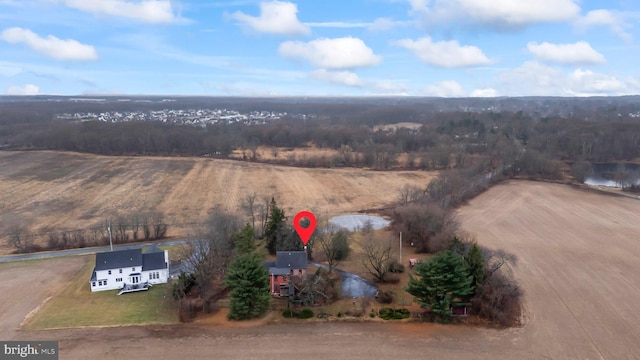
[394,36,491,68]
[567,69,628,96]
[498,61,638,96]
[368,18,411,31]
[575,9,633,41]
[409,0,580,29]
[310,69,363,87]
[278,37,381,69]
[230,1,310,36]
[54,0,178,23]
[422,80,466,97]
[305,21,369,29]
[0,27,98,61]
[6,84,40,95]
[470,88,497,97]
[527,41,605,65]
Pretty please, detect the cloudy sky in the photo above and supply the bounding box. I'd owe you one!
[1,0,639,96]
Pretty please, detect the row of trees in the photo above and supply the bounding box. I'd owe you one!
[6,213,168,253]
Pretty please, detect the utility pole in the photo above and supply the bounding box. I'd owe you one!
[108,221,113,251]
[399,232,402,263]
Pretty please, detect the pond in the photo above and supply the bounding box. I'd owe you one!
[328,214,390,232]
[584,163,640,187]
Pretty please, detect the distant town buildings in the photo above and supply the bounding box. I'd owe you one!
[57,108,287,127]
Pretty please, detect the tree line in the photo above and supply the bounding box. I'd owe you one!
[7,213,169,254]
[3,101,640,172]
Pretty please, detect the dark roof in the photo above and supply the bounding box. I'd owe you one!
[275,251,307,269]
[95,249,142,271]
[142,251,167,271]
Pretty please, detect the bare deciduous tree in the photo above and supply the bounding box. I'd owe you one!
[181,209,241,312]
[482,248,517,279]
[8,225,33,253]
[316,224,350,272]
[361,233,394,282]
[242,192,257,233]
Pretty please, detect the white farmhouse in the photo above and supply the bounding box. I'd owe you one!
[90,248,169,292]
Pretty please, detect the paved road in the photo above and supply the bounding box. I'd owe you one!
[0,239,194,263]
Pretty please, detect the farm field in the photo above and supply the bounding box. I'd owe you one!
[3,180,640,359]
[0,151,434,254]
[457,181,640,359]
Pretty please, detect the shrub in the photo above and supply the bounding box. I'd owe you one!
[378,307,410,320]
[388,260,405,273]
[172,272,196,300]
[471,272,522,326]
[299,309,314,319]
[282,309,294,318]
[337,312,342,318]
[377,290,394,304]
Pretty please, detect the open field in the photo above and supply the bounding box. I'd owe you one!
[23,256,176,330]
[0,256,87,340]
[458,181,640,359]
[0,151,435,254]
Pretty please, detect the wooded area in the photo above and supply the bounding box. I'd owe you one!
[1,97,639,169]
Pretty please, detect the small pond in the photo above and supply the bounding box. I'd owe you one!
[584,163,640,187]
[329,214,390,232]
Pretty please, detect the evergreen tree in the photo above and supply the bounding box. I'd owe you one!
[406,250,474,321]
[224,252,270,320]
[465,243,485,290]
[264,197,285,254]
[233,223,255,255]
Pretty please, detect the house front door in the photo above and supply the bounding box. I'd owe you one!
[129,274,141,284]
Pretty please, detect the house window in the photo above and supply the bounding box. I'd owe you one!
[116,278,122,282]
[108,270,112,275]
[119,269,122,274]
[98,281,102,286]
[104,280,108,285]
[132,267,135,271]
[92,282,96,287]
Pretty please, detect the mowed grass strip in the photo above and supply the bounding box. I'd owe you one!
[24,257,177,329]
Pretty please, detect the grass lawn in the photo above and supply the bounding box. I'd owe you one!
[24,258,177,329]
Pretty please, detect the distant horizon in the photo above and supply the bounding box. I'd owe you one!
[2,94,640,100]
[1,1,639,97]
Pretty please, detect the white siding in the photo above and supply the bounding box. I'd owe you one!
[90,250,169,292]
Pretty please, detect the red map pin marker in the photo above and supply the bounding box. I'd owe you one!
[293,211,316,246]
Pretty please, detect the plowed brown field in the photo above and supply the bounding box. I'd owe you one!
[0,151,434,253]
[458,181,640,359]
